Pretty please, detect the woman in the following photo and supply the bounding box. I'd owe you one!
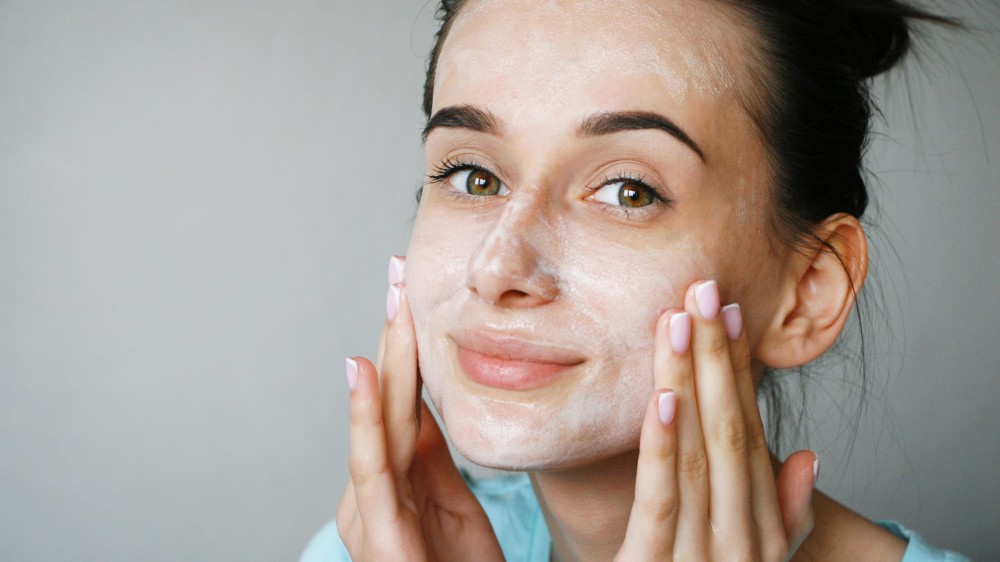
[307,0,970,559]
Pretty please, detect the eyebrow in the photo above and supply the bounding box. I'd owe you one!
[422,105,502,142]
[423,105,705,163]
[578,111,705,162]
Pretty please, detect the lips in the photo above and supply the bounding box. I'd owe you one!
[451,329,586,390]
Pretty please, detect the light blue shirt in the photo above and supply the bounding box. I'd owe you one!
[301,472,969,562]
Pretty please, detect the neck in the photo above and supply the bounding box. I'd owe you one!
[529,449,639,562]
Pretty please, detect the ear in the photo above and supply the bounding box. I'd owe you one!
[755,214,869,369]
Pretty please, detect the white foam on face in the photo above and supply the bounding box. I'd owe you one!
[408,182,717,469]
[407,0,778,471]
[438,0,740,121]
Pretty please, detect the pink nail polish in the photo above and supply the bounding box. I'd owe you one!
[388,255,405,286]
[694,280,721,320]
[658,390,676,425]
[386,285,400,322]
[669,312,691,354]
[722,303,742,341]
[346,357,358,391]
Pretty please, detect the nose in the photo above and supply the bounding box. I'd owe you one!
[466,196,559,308]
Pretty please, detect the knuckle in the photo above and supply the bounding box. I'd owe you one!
[747,419,769,452]
[714,414,747,453]
[698,329,730,355]
[728,550,753,562]
[638,495,679,523]
[349,446,392,485]
[640,437,676,465]
[763,535,790,562]
[678,449,708,480]
[731,345,752,372]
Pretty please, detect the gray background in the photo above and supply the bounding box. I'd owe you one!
[0,1,997,560]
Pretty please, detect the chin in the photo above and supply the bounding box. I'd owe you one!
[429,382,647,473]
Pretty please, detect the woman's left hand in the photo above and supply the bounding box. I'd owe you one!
[616,279,817,561]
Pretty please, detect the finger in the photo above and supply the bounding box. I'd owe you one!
[410,401,506,561]
[726,303,787,558]
[380,256,421,474]
[620,389,679,561]
[347,356,402,529]
[376,255,405,370]
[777,450,818,556]
[653,308,709,548]
[336,478,363,551]
[686,280,754,552]
[410,401,477,509]
[375,325,387,371]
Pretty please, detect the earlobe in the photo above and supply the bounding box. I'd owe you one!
[756,214,869,369]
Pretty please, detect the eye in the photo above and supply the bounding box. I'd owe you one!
[590,179,658,208]
[447,168,510,197]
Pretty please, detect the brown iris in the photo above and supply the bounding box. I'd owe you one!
[618,181,656,208]
[467,169,503,196]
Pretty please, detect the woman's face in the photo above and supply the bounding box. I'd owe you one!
[406,0,786,470]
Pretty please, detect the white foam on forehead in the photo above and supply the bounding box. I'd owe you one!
[439,0,737,110]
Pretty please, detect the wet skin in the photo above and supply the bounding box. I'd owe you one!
[406,0,785,470]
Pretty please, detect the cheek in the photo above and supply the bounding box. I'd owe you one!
[404,211,474,323]
[564,232,711,334]
[556,234,712,394]
[403,210,479,404]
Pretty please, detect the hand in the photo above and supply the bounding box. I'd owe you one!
[335,256,504,562]
[616,280,817,561]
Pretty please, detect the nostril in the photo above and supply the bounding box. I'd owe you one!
[494,288,550,308]
[465,227,560,307]
[500,289,531,301]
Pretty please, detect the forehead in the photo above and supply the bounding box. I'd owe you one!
[434,0,751,125]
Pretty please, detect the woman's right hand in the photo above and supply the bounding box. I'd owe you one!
[335,256,505,562]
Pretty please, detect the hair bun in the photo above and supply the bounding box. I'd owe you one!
[843,0,955,79]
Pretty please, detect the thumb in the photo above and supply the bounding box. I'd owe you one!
[776,450,818,555]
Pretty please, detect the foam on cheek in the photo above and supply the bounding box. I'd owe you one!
[411,208,725,470]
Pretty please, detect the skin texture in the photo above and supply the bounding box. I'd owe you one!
[336,0,908,560]
[407,0,782,470]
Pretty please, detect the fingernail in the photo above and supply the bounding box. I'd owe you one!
[722,303,742,341]
[669,312,691,354]
[658,390,676,425]
[346,357,358,392]
[694,280,720,320]
[386,284,400,322]
[388,255,405,286]
[812,453,820,486]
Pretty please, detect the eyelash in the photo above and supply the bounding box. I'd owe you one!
[588,171,674,220]
[427,158,674,218]
[427,158,488,182]
[426,157,497,203]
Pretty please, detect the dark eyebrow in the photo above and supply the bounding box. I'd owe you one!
[422,105,503,142]
[577,111,706,163]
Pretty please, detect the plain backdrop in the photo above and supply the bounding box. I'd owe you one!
[1,2,997,560]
